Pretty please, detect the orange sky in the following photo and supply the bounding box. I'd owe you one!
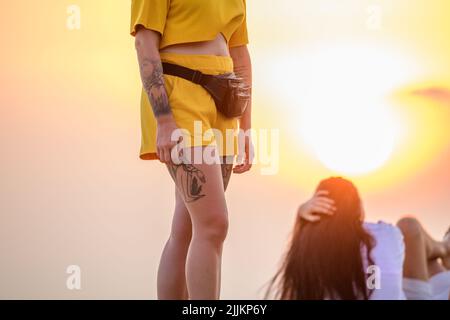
[0,0,449,299]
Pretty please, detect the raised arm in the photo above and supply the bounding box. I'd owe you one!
[230,45,253,173]
[134,27,178,164]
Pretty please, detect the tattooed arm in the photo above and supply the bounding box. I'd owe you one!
[230,45,253,173]
[135,27,178,164]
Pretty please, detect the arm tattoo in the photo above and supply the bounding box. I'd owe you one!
[149,91,170,117]
[140,58,172,117]
[167,163,207,203]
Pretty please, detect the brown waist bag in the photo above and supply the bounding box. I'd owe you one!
[162,62,250,118]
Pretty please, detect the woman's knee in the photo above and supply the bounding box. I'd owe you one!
[195,209,229,245]
[397,217,423,239]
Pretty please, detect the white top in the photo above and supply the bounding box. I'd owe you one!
[363,221,406,300]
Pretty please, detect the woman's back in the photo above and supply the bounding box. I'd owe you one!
[363,221,406,300]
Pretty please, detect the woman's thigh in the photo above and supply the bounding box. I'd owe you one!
[167,147,228,234]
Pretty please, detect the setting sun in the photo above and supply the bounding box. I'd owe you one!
[300,101,397,175]
[1,0,450,301]
[296,44,408,175]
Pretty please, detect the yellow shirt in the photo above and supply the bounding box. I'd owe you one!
[130,0,249,48]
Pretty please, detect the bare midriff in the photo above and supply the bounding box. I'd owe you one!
[159,33,230,57]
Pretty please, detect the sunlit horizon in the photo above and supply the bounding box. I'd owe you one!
[1,0,449,299]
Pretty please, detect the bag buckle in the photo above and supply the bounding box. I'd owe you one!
[191,70,203,84]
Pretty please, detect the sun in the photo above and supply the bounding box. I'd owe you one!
[256,43,422,177]
[291,44,414,176]
[300,101,397,175]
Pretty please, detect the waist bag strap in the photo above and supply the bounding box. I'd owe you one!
[161,62,214,85]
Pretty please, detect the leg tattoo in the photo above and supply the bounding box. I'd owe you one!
[168,163,207,203]
[221,156,234,191]
[221,163,233,191]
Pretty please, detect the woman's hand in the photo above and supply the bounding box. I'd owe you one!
[156,115,179,164]
[233,134,254,174]
[297,190,336,222]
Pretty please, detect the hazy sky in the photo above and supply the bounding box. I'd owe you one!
[1,0,449,299]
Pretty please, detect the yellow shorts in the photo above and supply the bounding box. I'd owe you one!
[139,52,239,160]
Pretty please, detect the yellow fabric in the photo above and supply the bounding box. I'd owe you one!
[140,53,239,160]
[130,0,248,48]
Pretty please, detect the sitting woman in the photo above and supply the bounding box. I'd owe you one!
[266,177,450,300]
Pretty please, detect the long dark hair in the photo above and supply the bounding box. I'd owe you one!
[267,177,375,300]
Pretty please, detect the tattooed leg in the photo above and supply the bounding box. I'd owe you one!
[166,146,229,299]
[168,163,207,203]
[220,156,234,191]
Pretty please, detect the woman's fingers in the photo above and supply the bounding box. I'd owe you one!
[157,141,177,165]
[158,147,167,164]
[313,204,335,215]
[233,163,251,174]
[168,141,179,164]
[312,192,336,213]
[299,191,337,223]
[315,196,335,205]
[314,199,336,211]
[304,214,321,222]
[234,138,253,174]
[315,190,330,197]
[300,202,335,223]
[233,152,252,173]
[164,146,173,164]
[157,147,164,163]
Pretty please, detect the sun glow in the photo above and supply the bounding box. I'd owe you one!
[293,44,417,176]
[300,101,398,175]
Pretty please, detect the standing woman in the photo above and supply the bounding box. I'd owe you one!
[130,0,253,300]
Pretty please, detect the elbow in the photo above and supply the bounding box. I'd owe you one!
[230,45,248,60]
[134,31,145,51]
[134,38,141,51]
[134,27,160,52]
